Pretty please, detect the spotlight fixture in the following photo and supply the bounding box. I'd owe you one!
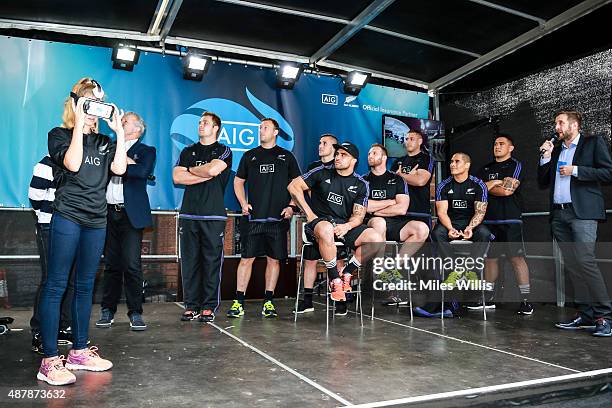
[276,62,303,89]
[183,54,212,81]
[111,46,140,71]
[343,70,371,95]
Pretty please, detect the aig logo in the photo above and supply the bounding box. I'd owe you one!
[488,173,498,180]
[453,200,468,209]
[260,164,275,173]
[321,94,338,105]
[372,190,386,199]
[327,192,343,205]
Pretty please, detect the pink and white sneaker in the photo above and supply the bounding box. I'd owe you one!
[342,273,353,292]
[37,356,76,386]
[65,346,113,372]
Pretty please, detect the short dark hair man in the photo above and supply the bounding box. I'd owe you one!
[391,129,434,228]
[417,153,491,317]
[226,118,301,318]
[97,112,156,331]
[289,142,383,306]
[296,133,343,314]
[173,111,232,323]
[475,134,532,315]
[539,110,612,337]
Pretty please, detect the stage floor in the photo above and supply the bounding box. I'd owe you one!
[0,300,611,407]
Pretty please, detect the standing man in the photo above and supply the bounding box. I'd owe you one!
[539,110,612,337]
[173,111,232,323]
[474,134,533,315]
[226,118,301,318]
[391,129,434,228]
[294,134,340,314]
[96,112,156,331]
[417,153,490,317]
[29,155,75,353]
[289,142,383,306]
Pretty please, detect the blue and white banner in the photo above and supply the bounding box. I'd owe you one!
[0,36,429,210]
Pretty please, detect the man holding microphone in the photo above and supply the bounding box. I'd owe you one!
[538,110,612,337]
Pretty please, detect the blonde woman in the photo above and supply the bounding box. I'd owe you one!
[37,78,126,385]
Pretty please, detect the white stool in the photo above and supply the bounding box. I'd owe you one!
[294,227,364,330]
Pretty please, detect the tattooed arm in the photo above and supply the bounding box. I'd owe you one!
[287,177,317,222]
[334,204,366,238]
[490,177,520,197]
[463,201,488,239]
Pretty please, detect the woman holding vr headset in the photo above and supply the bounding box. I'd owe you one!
[37,78,126,386]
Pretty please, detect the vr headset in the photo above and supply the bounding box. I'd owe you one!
[70,79,115,119]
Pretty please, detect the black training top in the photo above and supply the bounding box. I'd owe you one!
[306,158,334,172]
[390,151,433,216]
[363,170,409,220]
[477,158,524,222]
[302,166,369,223]
[48,126,117,228]
[177,141,232,219]
[436,175,488,228]
[236,145,301,221]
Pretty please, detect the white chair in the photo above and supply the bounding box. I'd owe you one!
[441,239,491,320]
[370,241,414,321]
[294,226,364,330]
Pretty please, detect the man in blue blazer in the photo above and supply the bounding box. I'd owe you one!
[538,110,612,337]
[97,112,156,331]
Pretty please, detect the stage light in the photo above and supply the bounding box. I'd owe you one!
[183,54,211,81]
[343,70,371,95]
[276,62,303,89]
[112,46,140,71]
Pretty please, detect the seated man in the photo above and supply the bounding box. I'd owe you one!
[365,144,429,258]
[288,142,383,308]
[417,152,491,317]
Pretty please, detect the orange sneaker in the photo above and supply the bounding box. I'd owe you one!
[65,346,113,372]
[37,356,76,386]
[330,278,346,302]
[342,273,353,292]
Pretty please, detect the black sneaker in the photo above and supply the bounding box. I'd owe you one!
[592,318,612,337]
[180,309,200,321]
[381,296,403,306]
[129,313,147,331]
[57,328,73,345]
[466,301,496,310]
[31,331,44,355]
[334,301,348,316]
[555,316,596,330]
[198,309,215,323]
[95,308,114,328]
[293,300,314,314]
[517,301,534,315]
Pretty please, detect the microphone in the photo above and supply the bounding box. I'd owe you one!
[540,136,557,156]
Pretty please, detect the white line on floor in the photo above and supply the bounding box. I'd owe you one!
[173,302,353,406]
[348,367,612,407]
[312,301,580,374]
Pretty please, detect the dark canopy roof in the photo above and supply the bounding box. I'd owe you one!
[1,0,610,92]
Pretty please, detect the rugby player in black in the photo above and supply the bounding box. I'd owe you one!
[366,144,428,253]
[288,142,383,302]
[297,134,341,314]
[227,118,301,318]
[173,112,232,323]
[476,135,533,315]
[390,129,434,228]
[416,153,491,317]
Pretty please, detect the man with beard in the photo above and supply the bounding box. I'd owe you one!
[289,142,383,309]
[539,110,612,337]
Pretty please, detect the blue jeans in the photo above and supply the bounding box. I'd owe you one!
[39,213,106,357]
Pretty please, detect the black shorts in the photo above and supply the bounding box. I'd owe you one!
[485,222,525,258]
[240,217,289,260]
[303,217,369,257]
[406,214,432,230]
[384,218,410,242]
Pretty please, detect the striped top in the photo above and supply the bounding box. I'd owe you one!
[28,155,56,224]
